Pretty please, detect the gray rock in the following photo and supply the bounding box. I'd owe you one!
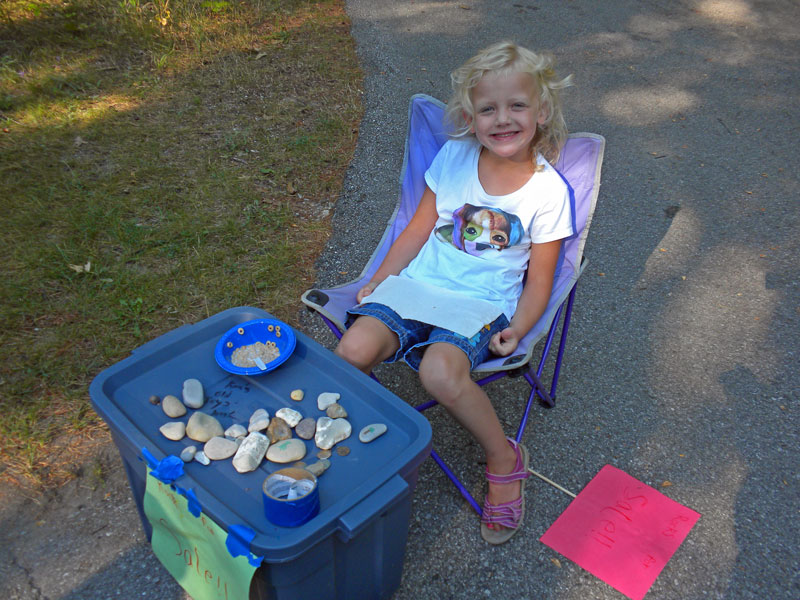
[185,411,224,442]
[317,392,340,411]
[326,403,348,419]
[182,378,204,409]
[305,459,331,477]
[295,417,316,440]
[204,436,239,460]
[180,445,197,462]
[276,407,302,428]
[266,438,307,463]
[232,432,269,473]
[248,408,270,432]
[161,394,186,418]
[315,417,352,450]
[159,421,185,441]
[359,423,387,443]
[266,417,292,444]
[194,450,211,466]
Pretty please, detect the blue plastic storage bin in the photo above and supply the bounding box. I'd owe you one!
[89,307,432,600]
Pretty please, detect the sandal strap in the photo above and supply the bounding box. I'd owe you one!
[481,496,524,529]
[485,438,530,484]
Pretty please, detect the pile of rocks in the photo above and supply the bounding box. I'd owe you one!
[153,379,388,478]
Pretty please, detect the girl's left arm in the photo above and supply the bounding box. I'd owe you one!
[490,239,563,356]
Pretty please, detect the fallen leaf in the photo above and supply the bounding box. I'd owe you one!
[255,52,268,60]
[74,136,87,147]
[550,557,562,568]
[661,481,673,487]
[68,261,91,273]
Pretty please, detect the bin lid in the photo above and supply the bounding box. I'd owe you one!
[89,307,432,561]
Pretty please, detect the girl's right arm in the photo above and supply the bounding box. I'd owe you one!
[357,185,438,303]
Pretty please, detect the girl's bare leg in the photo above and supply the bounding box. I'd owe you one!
[334,315,401,375]
[417,343,521,513]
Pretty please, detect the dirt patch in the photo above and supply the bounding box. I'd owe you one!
[0,442,187,599]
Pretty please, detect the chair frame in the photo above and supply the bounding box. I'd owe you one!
[303,94,604,514]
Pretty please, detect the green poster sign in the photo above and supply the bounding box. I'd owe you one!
[143,469,258,600]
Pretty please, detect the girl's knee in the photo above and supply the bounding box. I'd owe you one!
[418,346,471,404]
[335,333,374,372]
[335,319,397,373]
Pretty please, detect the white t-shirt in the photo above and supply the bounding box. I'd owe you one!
[362,138,573,337]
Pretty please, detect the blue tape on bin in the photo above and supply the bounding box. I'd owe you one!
[226,525,264,567]
[262,468,320,528]
[176,487,202,517]
[141,447,185,484]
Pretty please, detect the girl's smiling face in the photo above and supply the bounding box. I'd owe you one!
[468,71,547,164]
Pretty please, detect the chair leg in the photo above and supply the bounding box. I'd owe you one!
[550,283,578,399]
[429,448,482,515]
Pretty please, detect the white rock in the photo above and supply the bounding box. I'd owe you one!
[225,423,248,439]
[162,394,186,418]
[160,421,185,441]
[232,432,269,473]
[266,438,307,463]
[180,446,197,462]
[290,389,304,401]
[315,417,352,450]
[359,423,387,443]
[182,378,205,409]
[194,450,211,465]
[317,392,340,411]
[248,408,270,432]
[204,436,239,460]
[275,407,302,428]
[185,412,224,442]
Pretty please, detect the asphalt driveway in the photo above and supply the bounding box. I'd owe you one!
[2,2,797,599]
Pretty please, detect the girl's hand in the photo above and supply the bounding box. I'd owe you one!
[490,327,520,357]
[356,281,379,303]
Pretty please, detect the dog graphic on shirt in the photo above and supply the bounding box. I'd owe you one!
[436,204,524,257]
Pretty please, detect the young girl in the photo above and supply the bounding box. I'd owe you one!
[335,41,574,545]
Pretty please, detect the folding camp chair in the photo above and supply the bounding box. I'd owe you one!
[302,94,604,513]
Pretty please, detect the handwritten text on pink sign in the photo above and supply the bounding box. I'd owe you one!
[540,465,700,600]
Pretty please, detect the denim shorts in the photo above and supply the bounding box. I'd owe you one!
[346,302,510,371]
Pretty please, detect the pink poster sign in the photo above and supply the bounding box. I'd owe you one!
[540,465,700,600]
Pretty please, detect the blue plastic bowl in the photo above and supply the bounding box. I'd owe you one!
[215,318,296,376]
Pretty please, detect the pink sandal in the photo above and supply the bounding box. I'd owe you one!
[480,437,530,545]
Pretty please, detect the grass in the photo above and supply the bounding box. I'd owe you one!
[0,0,362,490]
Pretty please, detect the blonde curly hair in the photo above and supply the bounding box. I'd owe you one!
[446,41,573,165]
